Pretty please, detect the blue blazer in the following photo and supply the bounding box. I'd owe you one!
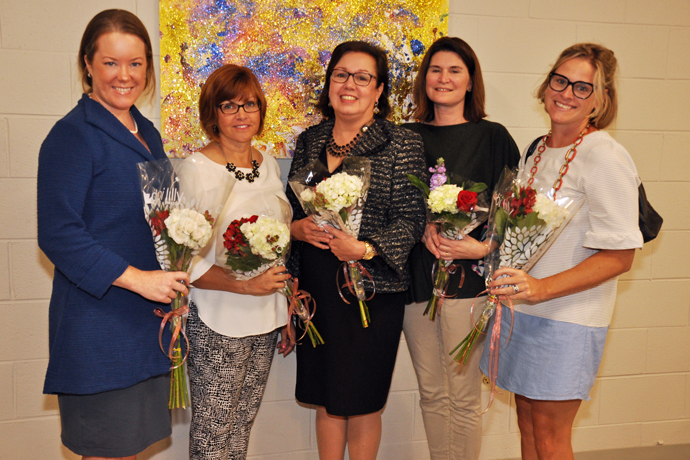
[38,94,172,394]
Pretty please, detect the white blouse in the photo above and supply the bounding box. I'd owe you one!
[514,131,643,327]
[188,152,288,337]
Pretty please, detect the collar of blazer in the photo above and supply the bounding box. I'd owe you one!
[82,93,163,161]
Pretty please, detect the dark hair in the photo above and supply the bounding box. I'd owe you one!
[79,9,155,97]
[316,41,391,119]
[536,43,618,129]
[412,37,486,123]
[198,64,268,140]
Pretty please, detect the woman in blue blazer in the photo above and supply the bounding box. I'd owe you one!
[37,10,188,459]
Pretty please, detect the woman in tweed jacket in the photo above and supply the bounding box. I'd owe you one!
[286,41,426,460]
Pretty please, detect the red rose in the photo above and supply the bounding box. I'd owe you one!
[456,190,478,212]
[150,210,169,236]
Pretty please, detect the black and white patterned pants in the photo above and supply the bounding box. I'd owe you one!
[187,301,279,460]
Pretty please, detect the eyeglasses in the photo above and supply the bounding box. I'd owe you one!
[548,73,594,100]
[217,100,261,114]
[331,70,376,87]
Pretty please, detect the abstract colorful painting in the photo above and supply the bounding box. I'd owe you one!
[160,0,448,158]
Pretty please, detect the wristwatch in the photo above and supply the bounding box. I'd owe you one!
[362,241,377,260]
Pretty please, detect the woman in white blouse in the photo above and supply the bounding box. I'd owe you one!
[187,64,293,460]
[480,43,643,460]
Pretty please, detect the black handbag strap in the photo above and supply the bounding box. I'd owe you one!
[524,136,543,161]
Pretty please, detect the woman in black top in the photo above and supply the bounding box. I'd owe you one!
[286,41,426,460]
[402,37,520,460]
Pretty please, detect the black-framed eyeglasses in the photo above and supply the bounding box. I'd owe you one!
[331,70,376,87]
[217,100,261,114]
[548,72,594,100]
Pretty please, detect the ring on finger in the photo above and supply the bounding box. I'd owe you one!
[512,284,520,294]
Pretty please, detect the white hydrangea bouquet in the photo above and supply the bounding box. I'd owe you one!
[407,158,489,321]
[138,157,234,409]
[217,195,323,347]
[450,167,581,409]
[289,157,373,328]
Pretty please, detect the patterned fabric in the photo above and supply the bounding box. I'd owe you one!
[187,302,278,460]
[286,117,427,293]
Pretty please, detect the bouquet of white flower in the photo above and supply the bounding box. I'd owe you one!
[450,167,582,411]
[289,157,373,328]
[217,195,323,346]
[138,156,234,409]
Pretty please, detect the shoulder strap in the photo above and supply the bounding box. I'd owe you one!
[525,136,543,160]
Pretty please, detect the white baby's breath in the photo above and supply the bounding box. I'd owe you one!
[164,208,213,250]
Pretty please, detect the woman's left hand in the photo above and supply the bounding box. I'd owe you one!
[323,224,367,261]
[437,234,489,261]
[277,322,295,357]
[488,267,546,303]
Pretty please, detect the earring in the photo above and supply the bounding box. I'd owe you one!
[213,124,219,134]
[328,101,331,107]
[373,101,380,114]
[87,73,91,78]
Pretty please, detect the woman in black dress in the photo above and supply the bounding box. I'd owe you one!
[286,41,426,460]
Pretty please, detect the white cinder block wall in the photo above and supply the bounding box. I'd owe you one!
[0,0,688,459]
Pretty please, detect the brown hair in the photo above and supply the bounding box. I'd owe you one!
[198,64,268,140]
[316,41,391,119]
[412,37,486,123]
[79,9,155,97]
[537,43,619,129]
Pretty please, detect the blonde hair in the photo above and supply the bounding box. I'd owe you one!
[536,43,618,129]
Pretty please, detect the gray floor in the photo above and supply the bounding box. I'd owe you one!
[507,444,690,460]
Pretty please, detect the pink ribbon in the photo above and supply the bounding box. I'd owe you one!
[153,305,190,370]
[286,278,317,345]
[468,290,514,413]
[336,260,375,304]
[430,260,465,315]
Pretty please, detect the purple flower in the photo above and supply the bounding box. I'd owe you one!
[428,157,448,191]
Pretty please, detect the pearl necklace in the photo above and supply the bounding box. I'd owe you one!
[88,93,138,134]
[217,142,260,183]
[528,123,590,199]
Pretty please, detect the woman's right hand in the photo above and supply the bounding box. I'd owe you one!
[422,224,442,258]
[291,217,333,250]
[113,266,190,303]
[241,266,291,296]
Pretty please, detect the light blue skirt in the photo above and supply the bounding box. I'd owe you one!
[479,309,608,401]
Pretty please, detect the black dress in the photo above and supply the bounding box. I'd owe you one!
[295,243,406,416]
[287,118,426,416]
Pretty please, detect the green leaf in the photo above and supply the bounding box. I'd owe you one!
[516,212,546,229]
[466,182,488,193]
[406,174,430,198]
[493,208,509,243]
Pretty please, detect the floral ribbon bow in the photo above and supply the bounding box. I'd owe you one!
[154,305,190,370]
[286,278,317,345]
[430,261,466,316]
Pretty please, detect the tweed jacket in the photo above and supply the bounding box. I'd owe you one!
[38,94,172,395]
[286,118,427,293]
